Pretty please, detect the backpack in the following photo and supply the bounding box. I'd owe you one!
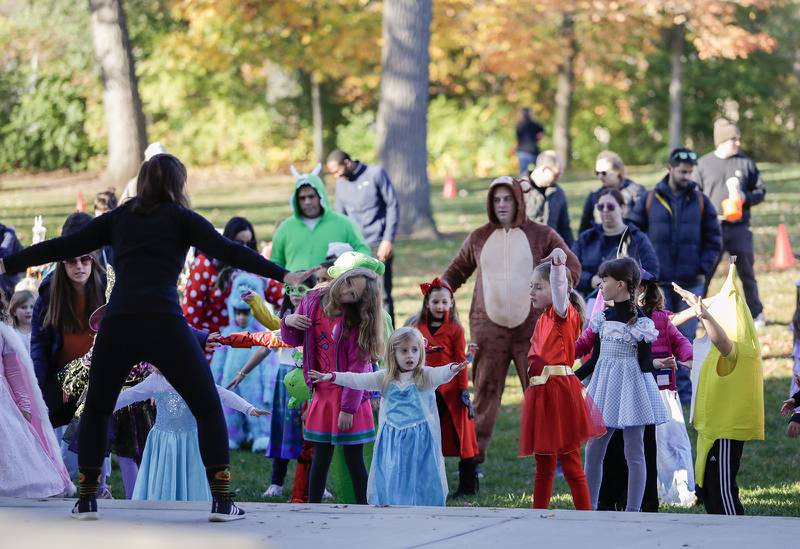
[645,189,704,218]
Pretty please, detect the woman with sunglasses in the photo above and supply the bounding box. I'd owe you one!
[578,151,646,233]
[0,154,310,521]
[572,188,659,296]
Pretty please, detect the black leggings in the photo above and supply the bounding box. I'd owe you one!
[272,458,290,485]
[78,314,229,470]
[309,443,367,504]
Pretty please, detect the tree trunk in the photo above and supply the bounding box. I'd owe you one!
[668,22,685,151]
[311,73,324,166]
[553,11,576,169]
[88,0,147,185]
[377,0,438,238]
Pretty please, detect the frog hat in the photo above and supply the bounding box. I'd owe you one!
[327,251,385,279]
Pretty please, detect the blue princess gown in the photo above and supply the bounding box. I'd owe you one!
[114,373,256,501]
[329,366,459,506]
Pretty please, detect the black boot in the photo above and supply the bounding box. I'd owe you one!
[450,459,479,499]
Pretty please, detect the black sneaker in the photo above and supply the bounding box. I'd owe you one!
[209,494,246,522]
[71,497,98,521]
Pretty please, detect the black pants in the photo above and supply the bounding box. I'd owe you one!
[707,223,763,318]
[699,438,745,515]
[598,424,658,512]
[78,314,229,471]
[372,245,395,324]
[272,457,290,485]
[309,442,367,504]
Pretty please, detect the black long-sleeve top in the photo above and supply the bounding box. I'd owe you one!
[4,201,288,320]
[575,300,653,381]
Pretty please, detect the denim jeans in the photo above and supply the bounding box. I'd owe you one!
[661,281,705,404]
[517,151,538,177]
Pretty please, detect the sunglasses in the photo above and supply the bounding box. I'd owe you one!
[670,150,697,162]
[285,285,310,296]
[595,203,618,212]
[595,170,609,177]
[63,255,93,266]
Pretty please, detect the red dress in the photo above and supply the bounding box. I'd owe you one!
[417,320,478,459]
[519,304,605,456]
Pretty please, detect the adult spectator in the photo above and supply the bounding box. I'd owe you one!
[94,188,118,269]
[515,107,544,176]
[695,118,767,325]
[572,188,659,296]
[326,150,399,321]
[442,176,580,464]
[579,151,646,233]
[631,148,721,403]
[31,212,106,427]
[0,220,23,298]
[521,150,573,247]
[271,167,370,271]
[183,216,284,334]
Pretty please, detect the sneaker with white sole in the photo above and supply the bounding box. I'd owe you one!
[71,497,98,521]
[322,489,334,501]
[209,494,246,522]
[754,313,766,330]
[262,484,283,497]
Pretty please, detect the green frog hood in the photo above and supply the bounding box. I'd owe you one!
[291,164,330,219]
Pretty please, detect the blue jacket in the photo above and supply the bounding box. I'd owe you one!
[571,223,660,294]
[334,162,399,247]
[630,177,722,285]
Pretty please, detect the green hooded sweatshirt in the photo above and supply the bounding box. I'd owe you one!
[271,173,371,271]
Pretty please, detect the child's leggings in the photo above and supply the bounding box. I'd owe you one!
[534,450,590,510]
[585,426,646,511]
[309,442,367,504]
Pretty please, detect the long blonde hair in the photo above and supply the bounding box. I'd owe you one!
[322,268,384,361]
[382,327,427,392]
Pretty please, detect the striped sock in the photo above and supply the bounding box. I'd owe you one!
[206,465,231,499]
[78,467,101,499]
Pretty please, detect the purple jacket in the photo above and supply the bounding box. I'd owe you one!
[281,289,372,414]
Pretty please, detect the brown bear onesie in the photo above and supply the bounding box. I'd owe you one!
[442,176,580,463]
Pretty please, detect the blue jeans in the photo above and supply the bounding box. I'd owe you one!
[517,151,537,176]
[661,281,704,404]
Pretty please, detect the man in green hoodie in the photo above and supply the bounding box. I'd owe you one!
[271,167,371,271]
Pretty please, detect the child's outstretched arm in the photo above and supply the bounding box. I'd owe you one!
[673,283,733,357]
[309,369,385,392]
[227,347,270,389]
[544,248,569,318]
[241,290,281,330]
[218,331,290,349]
[114,374,160,412]
[215,385,269,416]
[425,362,468,389]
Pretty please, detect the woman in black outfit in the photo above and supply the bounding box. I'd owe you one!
[0,154,306,521]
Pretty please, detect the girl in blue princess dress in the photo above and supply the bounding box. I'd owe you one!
[310,326,466,506]
[114,369,267,501]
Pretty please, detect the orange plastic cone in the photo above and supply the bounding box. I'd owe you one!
[773,223,794,270]
[442,175,457,199]
[76,191,86,212]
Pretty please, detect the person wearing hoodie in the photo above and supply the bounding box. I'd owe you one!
[521,150,573,247]
[271,166,370,272]
[441,176,580,465]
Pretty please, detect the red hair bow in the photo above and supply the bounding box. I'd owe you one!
[420,277,453,296]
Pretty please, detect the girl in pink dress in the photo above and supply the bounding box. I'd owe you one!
[281,268,384,504]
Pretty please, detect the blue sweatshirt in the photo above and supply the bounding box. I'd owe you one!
[334,162,399,247]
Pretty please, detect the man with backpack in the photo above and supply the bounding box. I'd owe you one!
[631,148,722,403]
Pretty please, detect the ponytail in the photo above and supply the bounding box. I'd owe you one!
[568,288,587,330]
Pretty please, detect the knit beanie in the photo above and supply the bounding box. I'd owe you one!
[713,118,739,147]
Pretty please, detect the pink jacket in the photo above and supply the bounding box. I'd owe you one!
[281,289,373,414]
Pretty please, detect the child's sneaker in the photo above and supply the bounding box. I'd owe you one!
[209,494,246,522]
[322,489,334,501]
[262,484,283,497]
[71,497,98,520]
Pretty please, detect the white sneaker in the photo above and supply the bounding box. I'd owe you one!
[754,313,766,329]
[262,484,283,497]
[322,489,334,501]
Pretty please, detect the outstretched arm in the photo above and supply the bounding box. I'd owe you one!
[424,363,467,389]
[114,374,160,412]
[242,290,281,330]
[310,369,385,392]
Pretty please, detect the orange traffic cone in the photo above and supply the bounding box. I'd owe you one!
[442,174,457,199]
[773,223,794,270]
[76,191,86,212]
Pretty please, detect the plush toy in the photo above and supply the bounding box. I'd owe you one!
[210,271,277,451]
[284,352,310,410]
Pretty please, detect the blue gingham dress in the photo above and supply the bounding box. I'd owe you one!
[586,312,669,429]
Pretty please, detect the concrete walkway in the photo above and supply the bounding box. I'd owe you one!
[2,498,797,549]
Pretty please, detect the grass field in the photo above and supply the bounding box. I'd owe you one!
[2,164,799,516]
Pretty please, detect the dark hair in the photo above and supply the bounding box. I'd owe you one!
[215,216,258,292]
[0,287,8,324]
[516,107,533,125]
[61,212,93,236]
[532,260,586,328]
[793,285,800,342]
[596,187,625,206]
[326,149,351,165]
[598,257,642,324]
[44,253,105,333]
[414,286,461,327]
[94,188,118,212]
[132,154,190,214]
[639,279,665,317]
[279,272,318,318]
[668,147,698,167]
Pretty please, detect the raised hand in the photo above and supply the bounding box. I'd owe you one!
[544,248,567,266]
[284,269,316,287]
[285,313,312,330]
[32,215,46,244]
[240,289,256,302]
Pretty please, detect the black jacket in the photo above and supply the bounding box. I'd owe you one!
[578,179,647,233]
[522,182,573,247]
[694,152,766,227]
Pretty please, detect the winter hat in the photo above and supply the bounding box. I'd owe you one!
[327,251,385,278]
[713,118,739,147]
[144,142,168,160]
